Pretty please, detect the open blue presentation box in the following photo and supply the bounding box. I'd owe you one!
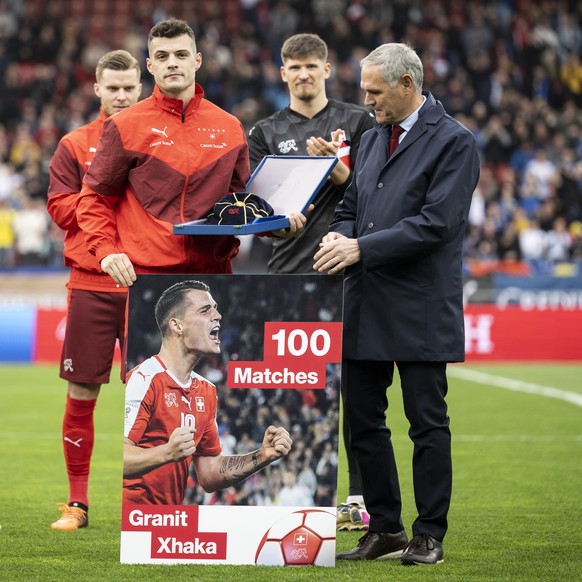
[173,155,338,236]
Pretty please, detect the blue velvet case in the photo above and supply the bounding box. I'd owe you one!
[173,155,338,236]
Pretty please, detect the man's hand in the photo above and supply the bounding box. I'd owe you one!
[261,425,292,461]
[313,232,361,274]
[306,129,350,185]
[166,426,196,462]
[306,135,338,157]
[100,253,136,287]
[271,205,314,238]
[123,427,195,479]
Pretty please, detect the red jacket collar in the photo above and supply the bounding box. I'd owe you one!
[152,83,204,117]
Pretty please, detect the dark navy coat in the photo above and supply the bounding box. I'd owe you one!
[330,93,480,361]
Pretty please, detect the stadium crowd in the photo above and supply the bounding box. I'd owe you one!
[1,0,582,272]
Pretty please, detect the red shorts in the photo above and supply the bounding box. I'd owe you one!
[60,289,127,384]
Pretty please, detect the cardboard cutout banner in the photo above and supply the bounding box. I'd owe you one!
[121,274,343,566]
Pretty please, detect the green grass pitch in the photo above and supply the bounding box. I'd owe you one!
[0,363,581,581]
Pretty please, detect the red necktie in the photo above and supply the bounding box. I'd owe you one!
[389,125,405,157]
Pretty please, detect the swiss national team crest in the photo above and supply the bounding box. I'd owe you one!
[277,138,298,154]
[165,392,178,408]
[195,396,205,412]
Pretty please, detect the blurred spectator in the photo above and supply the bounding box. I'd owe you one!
[0,159,23,202]
[509,138,535,179]
[234,432,256,455]
[537,198,560,232]
[461,7,494,62]
[468,185,486,229]
[523,148,560,202]
[481,114,513,168]
[314,441,337,506]
[497,221,522,261]
[12,196,49,265]
[0,196,15,267]
[297,459,317,498]
[462,224,482,260]
[520,172,543,218]
[475,218,500,261]
[497,171,521,227]
[545,216,571,262]
[560,52,582,106]
[276,470,314,506]
[570,221,582,260]
[219,427,237,456]
[9,123,42,169]
[519,218,546,262]
[557,147,582,223]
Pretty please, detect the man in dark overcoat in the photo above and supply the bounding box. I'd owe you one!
[314,42,480,565]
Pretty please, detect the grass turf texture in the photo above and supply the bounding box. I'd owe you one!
[0,363,581,581]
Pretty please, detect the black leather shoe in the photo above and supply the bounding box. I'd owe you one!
[401,533,444,565]
[336,531,408,561]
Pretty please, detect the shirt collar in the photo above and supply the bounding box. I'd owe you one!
[398,94,427,133]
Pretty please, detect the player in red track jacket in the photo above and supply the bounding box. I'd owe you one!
[123,280,292,505]
[76,18,308,288]
[47,50,142,531]
[124,355,221,506]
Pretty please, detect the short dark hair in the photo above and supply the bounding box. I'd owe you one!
[154,280,210,338]
[95,50,141,82]
[148,18,196,53]
[281,33,328,63]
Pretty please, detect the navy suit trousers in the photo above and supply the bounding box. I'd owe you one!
[342,359,452,541]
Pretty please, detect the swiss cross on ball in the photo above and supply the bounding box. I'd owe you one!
[206,192,274,225]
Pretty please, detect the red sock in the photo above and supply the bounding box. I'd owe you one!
[62,395,96,507]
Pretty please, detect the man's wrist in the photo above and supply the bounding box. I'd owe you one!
[254,448,270,467]
[329,164,350,186]
[95,244,121,263]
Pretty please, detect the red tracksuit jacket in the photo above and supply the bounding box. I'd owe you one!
[77,84,250,274]
[48,109,125,291]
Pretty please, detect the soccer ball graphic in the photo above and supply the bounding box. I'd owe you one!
[255,509,336,566]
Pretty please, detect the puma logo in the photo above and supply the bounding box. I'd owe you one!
[151,126,169,138]
[64,437,82,448]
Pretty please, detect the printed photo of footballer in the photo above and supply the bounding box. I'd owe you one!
[123,274,343,507]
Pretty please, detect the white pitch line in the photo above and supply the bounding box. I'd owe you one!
[448,366,582,409]
[453,434,582,442]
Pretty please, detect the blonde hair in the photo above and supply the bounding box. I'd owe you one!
[95,49,141,82]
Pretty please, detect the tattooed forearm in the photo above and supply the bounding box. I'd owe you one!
[219,456,246,474]
[218,451,264,487]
